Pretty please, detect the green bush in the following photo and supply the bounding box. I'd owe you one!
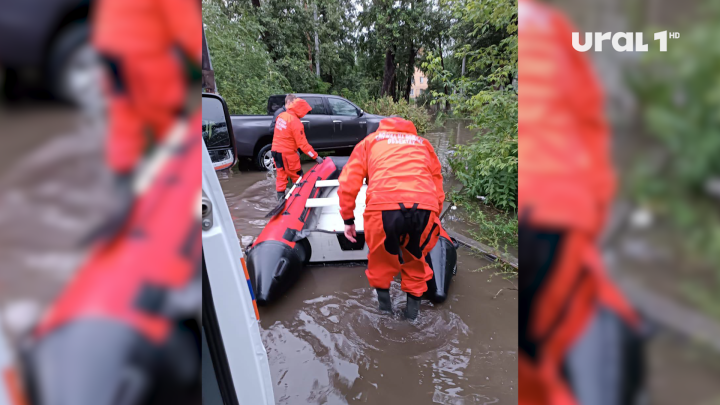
[449,117,518,210]
[423,0,518,211]
[202,2,290,114]
[628,2,720,289]
[335,86,376,108]
[359,96,431,134]
[630,13,720,191]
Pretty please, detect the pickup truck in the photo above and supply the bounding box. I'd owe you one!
[231,93,385,170]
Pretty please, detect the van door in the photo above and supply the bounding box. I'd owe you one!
[202,140,275,404]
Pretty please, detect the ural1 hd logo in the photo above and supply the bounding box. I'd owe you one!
[572,31,679,52]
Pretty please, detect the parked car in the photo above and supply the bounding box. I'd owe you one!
[231,94,385,170]
[0,0,101,106]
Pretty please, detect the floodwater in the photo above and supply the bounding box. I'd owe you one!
[2,111,719,404]
[219,120,519,404]
[0,107,110,335]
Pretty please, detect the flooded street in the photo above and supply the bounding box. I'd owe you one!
[0,107,110,339]
[1,110,717,404]
[258,254,517,405]
[219,120,518,404]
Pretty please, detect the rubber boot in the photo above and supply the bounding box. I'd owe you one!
[376,288,392,313]
[277,191,285,201]
[405,293,421,320]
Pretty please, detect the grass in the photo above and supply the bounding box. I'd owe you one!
[446,190,518,277]
[447,191,518,251]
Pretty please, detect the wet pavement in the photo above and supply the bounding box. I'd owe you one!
[219,120,518,404]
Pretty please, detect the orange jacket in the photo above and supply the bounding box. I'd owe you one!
[92,0,201,62]
[338,117,444,222]
[271,99,318,158]
[518,0,615,234]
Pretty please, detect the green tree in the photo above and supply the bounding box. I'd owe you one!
[202,0,290,113]
[358,0,439,101]
[424,0,518,210]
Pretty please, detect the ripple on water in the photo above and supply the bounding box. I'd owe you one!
[261,282,482,404]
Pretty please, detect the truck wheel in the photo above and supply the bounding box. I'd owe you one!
[47,23,104,110]
[255,144,275,171]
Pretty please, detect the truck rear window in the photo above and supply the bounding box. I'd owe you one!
[267,95,286,115]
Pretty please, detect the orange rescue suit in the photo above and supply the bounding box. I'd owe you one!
[338,117,444,297]
[518,1,642,405]
[271,99,318,192]
[518,0,615,235]
[92,0,201,174]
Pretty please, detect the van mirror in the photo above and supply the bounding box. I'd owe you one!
[202,93,237,171]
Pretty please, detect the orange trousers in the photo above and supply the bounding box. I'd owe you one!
[272,151,303,192]
[363,205,440,297]
[103,52,185,174]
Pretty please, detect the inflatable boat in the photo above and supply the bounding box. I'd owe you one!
[246,156,457,306]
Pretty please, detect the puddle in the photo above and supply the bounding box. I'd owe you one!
[257,252,517,404]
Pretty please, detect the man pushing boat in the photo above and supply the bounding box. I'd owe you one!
[338,117,445,320]
[271,96,324,200]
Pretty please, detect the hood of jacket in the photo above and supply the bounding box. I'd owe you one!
[376,116,418,135]
[286,98,312,119]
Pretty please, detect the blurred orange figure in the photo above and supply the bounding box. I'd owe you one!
[92,0,201,175]
[518,1,645,404]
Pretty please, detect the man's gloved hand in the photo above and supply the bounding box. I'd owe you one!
[315,157,324,164]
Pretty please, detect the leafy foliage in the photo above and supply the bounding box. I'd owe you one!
[202,1,290,114]
[628,2,720,301]
[360,97,431,134]
[630,7,720,191]
[423,0,518,210]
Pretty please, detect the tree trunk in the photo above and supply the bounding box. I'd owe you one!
[438,35,449,111]
[380,47,396,97]
[394,73,400,102]
[390,71,398,102]
[305,32,313,71]
[314,6,320,77]
[404,42,415,101]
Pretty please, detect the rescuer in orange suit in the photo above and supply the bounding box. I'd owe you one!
[518,1,644,404]
[338,117,444,320]
[92,0,201,188]
[272,97,323,200]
